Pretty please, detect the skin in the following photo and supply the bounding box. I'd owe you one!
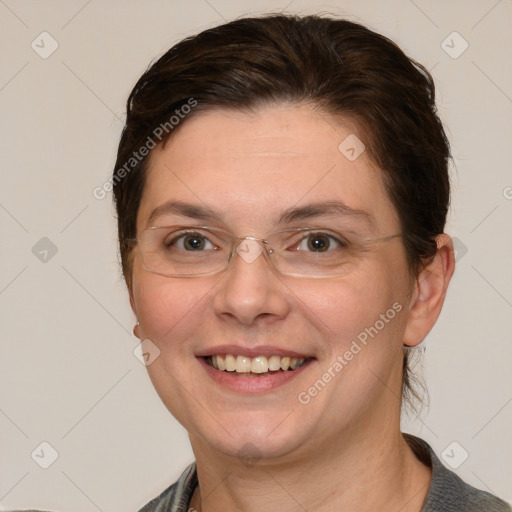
[130,104,455,512]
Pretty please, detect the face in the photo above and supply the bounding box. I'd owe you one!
[130,104,415,463]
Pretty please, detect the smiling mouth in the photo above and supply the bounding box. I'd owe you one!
[205,354,313,376]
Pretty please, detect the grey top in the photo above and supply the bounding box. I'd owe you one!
[138,435,511,512]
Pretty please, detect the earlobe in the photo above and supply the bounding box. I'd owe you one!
[129,292,141,339]
[403,234,455,347]
[133,322,141,339]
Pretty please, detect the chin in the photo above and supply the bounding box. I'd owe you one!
[191,411,314,463]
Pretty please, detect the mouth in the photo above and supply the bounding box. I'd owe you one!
[204,354,313,376]
[198,349,316,393]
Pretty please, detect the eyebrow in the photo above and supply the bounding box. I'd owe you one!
[146,200,373,228]
[147,200,224,227]
[277,200,373,226]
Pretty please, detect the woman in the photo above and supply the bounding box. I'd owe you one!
[112,14,510,512]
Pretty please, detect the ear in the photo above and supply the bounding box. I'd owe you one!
[403,234,455,347]
[129,291,141,340]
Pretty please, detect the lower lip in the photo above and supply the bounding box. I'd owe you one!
[198,357,314,394]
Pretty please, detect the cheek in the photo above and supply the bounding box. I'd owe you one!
[131,273,213,405]
[303,269,406,345]
[300,274,408,403]
[297,265,410,396]
[132,273,207,348]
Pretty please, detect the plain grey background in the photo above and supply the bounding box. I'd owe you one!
[1,0,511,510]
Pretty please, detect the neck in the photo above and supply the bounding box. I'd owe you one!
[189,419,431,512]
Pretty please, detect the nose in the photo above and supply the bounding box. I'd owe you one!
[212,239,290,326]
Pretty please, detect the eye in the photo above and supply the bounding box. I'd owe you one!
[166,232,216,251]
[295,232,344,253]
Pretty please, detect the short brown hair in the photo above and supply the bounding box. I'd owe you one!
[112,14,450,407]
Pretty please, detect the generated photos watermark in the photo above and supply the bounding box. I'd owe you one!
[93,97,198,200]
[297,301,403,405]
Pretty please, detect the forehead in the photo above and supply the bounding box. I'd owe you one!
[137,104,399,233]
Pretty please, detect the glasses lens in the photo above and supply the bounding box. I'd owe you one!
[139,226,228,277]
[268,229,358,277]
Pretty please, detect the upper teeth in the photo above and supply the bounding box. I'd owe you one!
[209,354,307,373]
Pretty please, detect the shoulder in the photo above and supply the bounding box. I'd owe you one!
[137,462,197,512]
[404,434,511,512]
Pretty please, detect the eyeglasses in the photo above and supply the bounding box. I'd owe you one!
[132,225,402,279]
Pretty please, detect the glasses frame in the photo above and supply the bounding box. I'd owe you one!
[130,225,402,279]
